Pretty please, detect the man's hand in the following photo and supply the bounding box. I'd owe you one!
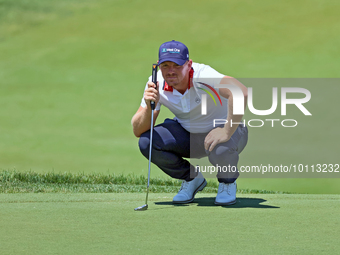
[204,76,247,152]
[204,127,232,152]
[144,81,159,108]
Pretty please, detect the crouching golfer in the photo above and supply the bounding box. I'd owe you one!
[132,40,248,205]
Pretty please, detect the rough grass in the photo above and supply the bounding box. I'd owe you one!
[0,170,289,194]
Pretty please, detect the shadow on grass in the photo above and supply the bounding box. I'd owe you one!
[154,197,279,209]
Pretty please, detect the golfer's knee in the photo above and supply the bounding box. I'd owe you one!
[209,146,238,164]
[138,132,150,158]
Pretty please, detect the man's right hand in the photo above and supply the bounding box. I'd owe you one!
[144,81,159,108]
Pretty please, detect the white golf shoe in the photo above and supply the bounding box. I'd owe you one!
[173,172,207,204]
[214,182,237,205]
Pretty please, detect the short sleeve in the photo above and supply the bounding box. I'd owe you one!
[199,65,225,78]
[193,63,225,88]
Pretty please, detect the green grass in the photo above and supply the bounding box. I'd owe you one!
[1,1,340,254]
[0,170,289,194]
[0,193,339,254]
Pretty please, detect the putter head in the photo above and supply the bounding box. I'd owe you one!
[134,204,148,211]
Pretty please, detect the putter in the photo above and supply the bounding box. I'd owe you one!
[135,63,158,211]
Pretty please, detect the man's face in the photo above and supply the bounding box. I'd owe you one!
[159,60,192,88]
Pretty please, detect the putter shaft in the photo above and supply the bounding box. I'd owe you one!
[145,108,154,205]
[135,64,157,211]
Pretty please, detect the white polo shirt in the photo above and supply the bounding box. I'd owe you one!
[140,62,227,133]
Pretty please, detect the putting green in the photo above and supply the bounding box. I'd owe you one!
[0,193,339,254]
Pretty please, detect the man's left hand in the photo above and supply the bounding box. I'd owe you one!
[204,127,231,152]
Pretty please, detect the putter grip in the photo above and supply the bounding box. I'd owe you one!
[151,64,158,110]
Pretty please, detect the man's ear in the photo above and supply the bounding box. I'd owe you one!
[188,59,193,69]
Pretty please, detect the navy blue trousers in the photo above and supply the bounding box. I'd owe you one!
[139,119,248,184]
